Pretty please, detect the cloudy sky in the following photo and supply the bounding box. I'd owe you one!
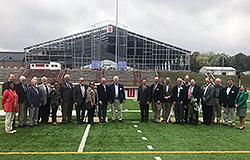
[0,0,249,55]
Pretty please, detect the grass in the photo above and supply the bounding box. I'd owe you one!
[1,88,250,159]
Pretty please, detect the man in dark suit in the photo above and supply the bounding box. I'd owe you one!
[59,74,73,123]
[137,78,151,122]
[73,77,88,124]
[172,78,187,125]
[109,76,126,123]
[221,78,239,127]
[16,76,28,127]
[38,76,52,124]
[202,78,215,125]
[162,77,174,123]
[183,74,190,123]
[151,76,163,123]
[2,74,15,95]
[97,77,110,124]
[27,79,41,127]
[186,79,201,125]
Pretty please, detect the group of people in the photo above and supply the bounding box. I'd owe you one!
[138,75,249,130]
[1,74,126,134]
[1,73,248,134]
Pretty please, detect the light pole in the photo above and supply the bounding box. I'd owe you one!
[115,0,118,70]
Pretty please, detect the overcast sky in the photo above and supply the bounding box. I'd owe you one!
[0,0,249,55]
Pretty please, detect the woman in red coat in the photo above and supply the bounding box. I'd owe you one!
[2,81,19,134]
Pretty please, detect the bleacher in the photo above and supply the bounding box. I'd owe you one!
[0,68,22,82]
[23,69,61,83]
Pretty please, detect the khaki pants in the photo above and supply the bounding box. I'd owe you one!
[5,112,15,132]
[213,98,221,118]
[224,106,235,125]
[62,102,73,122]
[152,102,161,122]
[162,102,172,121]
[111,99,123,121]
[18,101,27,126]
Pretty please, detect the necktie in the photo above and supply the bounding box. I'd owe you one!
[188,86,192,99]
[142,86,145,92]
[103,85,106,92]
[45,84,49,97]
[66,82,71,89]
[22,83,27,93]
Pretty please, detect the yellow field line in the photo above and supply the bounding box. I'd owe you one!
[1,151,250,155]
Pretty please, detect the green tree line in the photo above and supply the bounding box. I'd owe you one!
[190,52,250,73]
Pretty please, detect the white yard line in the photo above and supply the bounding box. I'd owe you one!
[77,124,91,152]
[154,157,162,160]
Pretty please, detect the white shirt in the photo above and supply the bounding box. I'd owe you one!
[80,84,85,98]
[177,86,181,98]
[204,84,210,96]
[166,84,169,93]
[226,85,232,95]
[115,84,119,98]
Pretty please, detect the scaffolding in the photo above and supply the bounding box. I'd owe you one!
[24,21,191,70]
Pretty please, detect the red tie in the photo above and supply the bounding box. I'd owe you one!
[188,86,192,99]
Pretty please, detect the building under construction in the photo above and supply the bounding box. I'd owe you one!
[24,21,191,70]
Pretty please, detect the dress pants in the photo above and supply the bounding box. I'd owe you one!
[29,107,39,125]
[98,102,107,122]
[224,106,235,125]
[51,105,59,123]
[62,102,73,122]
[111,99,123,121]
[162,102,172,121]
[152,102,161,122]
[76,100,86,123]
[40,98,51,123]
[203,104,213,125]
[18,101,27,126]
[174,100,184,123]
[87,108,94,124]
[139,102,149,121]
[213,98,222,122]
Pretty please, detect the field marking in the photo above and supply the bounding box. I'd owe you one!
[77,124,91,152]
[2,150,250,155]
[147,145,154,150]
[142,137,147,141]
[137,130,142,133]
[154,157,162,160]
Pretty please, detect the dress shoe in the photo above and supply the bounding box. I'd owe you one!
[238,126,245,130]
[140,119,144,122]
[119,120,124,123]
[111,120,115,123]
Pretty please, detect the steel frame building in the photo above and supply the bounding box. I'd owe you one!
[24,21,191,70]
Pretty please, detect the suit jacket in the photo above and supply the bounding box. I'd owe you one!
[73,84,88,105]
[16,82,28,103]
[186,84,202,105]
[151,83,163,102]
[38,83,52,105]
[109,83,126,104]
[137,85,151,104]
[235,91,249,109]
[59,81,73,103]
[221,85,239,108]
[202,84,215,106]
[97,84,110,104]
[27,86,40,107]
[214,84,224,105]
[162,83,174,103]
[172,84,187,103]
